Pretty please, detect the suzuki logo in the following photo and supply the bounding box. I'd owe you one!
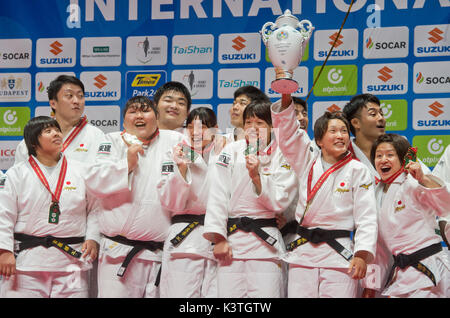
[329,32,343,48]
[428,28,443,44]
[232,36,246,51]
[327,104,342,113]
[428,101,444,117]
[50,41,63,55]
[377,66,393,82]
[94,74,107,89]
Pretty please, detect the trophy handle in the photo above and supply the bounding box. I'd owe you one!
[297,19,314,36]
[260,22,276,44]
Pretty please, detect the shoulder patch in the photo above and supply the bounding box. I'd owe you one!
[97,142,112,155]
[0,176,5,189]
[216,153,231,168]
[359,182,373,190]
[161,162,175,174]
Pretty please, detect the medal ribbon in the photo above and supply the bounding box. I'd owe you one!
[61,115,88,152]
[375,167,405,185]
[28,156,67,204]
[307,151,353,204]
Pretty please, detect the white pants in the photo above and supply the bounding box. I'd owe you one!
[217,259,285,298]
[0,270,88,298]
[288,265,358,298]
[97,255,161,298]
[160,255,217,298]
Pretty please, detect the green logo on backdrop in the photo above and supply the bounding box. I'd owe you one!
[412,135,450,168]
[265,43,309,63]
[0,107,30,136]
[313,65,357,96]
[381,99,407,131]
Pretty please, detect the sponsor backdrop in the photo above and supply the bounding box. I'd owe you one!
[0,0,449,171]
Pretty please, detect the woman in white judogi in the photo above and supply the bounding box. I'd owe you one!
[158,107,225,298]
[0,116,135,298]
[203,101,298,298]
[271,95,378,298]
[94,97,186,298]
[371,134,449,298]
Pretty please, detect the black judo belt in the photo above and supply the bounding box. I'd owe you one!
[14,233,84,259]
[170,214,205,247]
[280,220,298,237]
[286,225,353,261]
[385,242,442,288]
[227,217,278,246]
[103,234,164,285]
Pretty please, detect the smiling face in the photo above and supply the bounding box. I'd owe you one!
[156,90,189,130]
[374,142,402,181]
[294,102,309,131]
[123,102,158,141]
[187,117,215,150]
[316,118,350,164]
[50,83,85,125]
[244,115,272,147]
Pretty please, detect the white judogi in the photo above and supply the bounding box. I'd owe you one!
[374,173,450,297]
[271,100,378,298]
[14,123,106,165]
[157,141,219,298]
[203,137,298,298]
[14,120,107,298]
[0,155,129,298]
[93,130,186,298]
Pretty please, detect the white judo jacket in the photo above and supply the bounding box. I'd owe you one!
[157,141,219,260]
[375,173,450,296]
[14,122,106,165]
[271,100,378,269]
[93,130,186,262]
[0,155,130,272]
[203,137,298,260]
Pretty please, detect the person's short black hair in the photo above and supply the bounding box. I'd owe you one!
[47,75,85,101]
[370,133,410,167]
[342,93,381,135]
[242,100,272,127]
[314,111,350,147]
[292,97,307,113]
[153,81,192,112]
[123,96,158,119]
[233,85,270,103]
[186,107,217,128]
[24,116,61,157]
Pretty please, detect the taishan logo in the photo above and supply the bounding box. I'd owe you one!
[94,74,107,89]
[329,32,343,47]
[232,36,246,51]
[131,74,161,87]
[428,101,444,117]
[378,67,393,82]
[428,28,444,44]
[50,41,63,55]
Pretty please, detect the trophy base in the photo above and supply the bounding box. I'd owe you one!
[271,79,298,94]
